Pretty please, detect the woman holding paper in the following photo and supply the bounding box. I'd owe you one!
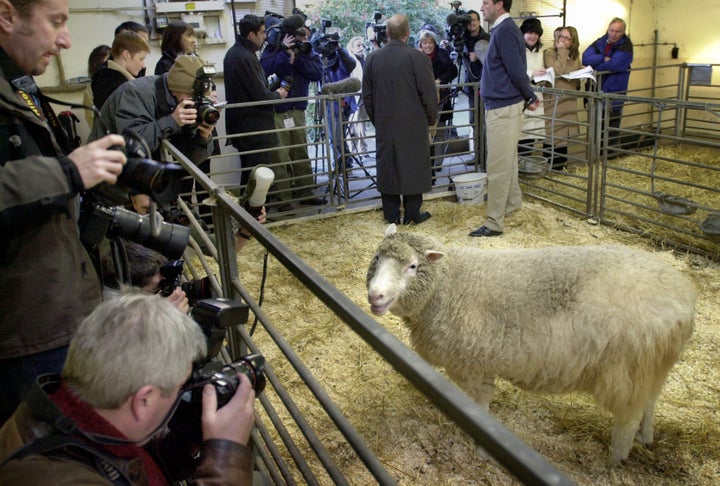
[518,18,546,157]
[543,26,582,170]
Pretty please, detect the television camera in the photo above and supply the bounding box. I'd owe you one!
[265,11,313,56]
[366,11,387,47]
[446,1,472,54]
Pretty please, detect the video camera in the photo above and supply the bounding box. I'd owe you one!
[80,130,189,259]
[266,11,313,56]
[446,1,472,54]
[169,299,266,443]
[313,32,340,57]
[192,64,220,126]
[159,259,214,305]
[366,11,387,46]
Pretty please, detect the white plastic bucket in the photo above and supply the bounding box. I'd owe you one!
[453,172,487,205]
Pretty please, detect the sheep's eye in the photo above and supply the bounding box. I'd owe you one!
[408,263,417,270]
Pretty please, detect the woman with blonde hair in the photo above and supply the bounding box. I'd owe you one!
[543,26,582,170]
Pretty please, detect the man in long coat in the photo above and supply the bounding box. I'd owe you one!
[363,14,438,224]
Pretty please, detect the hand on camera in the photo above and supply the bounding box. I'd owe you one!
[201,373,255,446]
[173,99,198,128]
[69,134,127,189]
[166,287,189,314]
[281,34,296,50]
[276,87,289,99]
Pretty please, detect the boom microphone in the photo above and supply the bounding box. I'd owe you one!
[321,77,361,95]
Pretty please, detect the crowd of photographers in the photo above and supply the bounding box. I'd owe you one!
[0,0,501,482]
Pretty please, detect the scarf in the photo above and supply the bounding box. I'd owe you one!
[51,381,169,486]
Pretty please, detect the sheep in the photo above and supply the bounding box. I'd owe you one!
[366,224,696,466]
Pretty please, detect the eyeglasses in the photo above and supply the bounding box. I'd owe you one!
[557,35,572,41]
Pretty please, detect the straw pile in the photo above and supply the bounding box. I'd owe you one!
[229,197,720,485]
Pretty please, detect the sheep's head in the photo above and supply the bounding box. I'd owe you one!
[366,224,445,317]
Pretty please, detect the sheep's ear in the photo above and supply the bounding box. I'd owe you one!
[385,224,397,237]
[425,250,445,263]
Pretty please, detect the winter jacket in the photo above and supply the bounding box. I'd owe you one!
[260,44,323,112]
[582,33,633,110]
[0,47,102,360]
[89,74,212,165]
[0,375,254,485]
[224,36,282,152]
[91,59,135,111]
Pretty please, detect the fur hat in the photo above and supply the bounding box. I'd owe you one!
[520,18,543,36]
[167,55,206,94]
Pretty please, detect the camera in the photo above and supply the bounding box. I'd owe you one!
[80,131,188,259]
[446,12,472,53]
[314,32,340,57]
[366,11,387,46]
[168,299,266,444]
[192,65,220,126]
[95,130,183,207]
[80,199,190,259]
[159,259,214,305]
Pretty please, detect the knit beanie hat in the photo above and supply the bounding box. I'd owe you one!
[167,55,206,93]
[418,29,437,45]
[520,18,543,36]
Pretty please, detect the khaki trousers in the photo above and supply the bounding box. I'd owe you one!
[483,100,524,232]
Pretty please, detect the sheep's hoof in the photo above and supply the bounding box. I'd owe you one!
[475,444,490,460]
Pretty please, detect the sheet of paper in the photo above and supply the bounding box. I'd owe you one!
[561,66,596,82]
[533,66,555,87]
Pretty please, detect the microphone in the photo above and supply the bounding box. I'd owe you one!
[321,77,361,95]
[244,166,275,217]
[280,75,294,90]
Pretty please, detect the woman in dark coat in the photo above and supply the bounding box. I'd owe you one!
[417,28,458,181]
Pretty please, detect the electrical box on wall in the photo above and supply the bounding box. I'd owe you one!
[154,1,226,45]
[154,1,225,14]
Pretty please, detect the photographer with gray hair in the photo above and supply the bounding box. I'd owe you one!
[0,292,256,484]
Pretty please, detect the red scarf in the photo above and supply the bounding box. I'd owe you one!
[603,42,614,57]
[51,381,169,486]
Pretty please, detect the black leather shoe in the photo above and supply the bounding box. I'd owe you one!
[469,225,503,237]
[403,212,432,225]
[300,197,327,206]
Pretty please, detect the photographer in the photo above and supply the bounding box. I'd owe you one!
[313,30,357,170]
[0,0,127,424]
[89,55,215,169]
[261,21,325,206]
[0,292,255,484]
[459,10,490,127]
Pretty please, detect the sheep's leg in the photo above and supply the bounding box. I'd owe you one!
[636,397,657,445]
[462,380,496,410]
[609,410,643,466]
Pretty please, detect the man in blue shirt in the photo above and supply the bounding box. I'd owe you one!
[470,0,539,237]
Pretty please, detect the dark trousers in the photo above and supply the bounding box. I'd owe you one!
[381,193,422,224]
[0,345,69,424]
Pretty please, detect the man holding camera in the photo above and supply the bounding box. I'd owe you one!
[261,22,325,207]
[89,54,215,167]
[0,292,256,484]
[459,10,490,128]
[0,0,128,424]
[224,14,289,189]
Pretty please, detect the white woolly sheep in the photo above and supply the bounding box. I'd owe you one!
[366,224,696,465]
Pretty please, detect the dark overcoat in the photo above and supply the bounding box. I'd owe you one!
[363,39,438,195]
